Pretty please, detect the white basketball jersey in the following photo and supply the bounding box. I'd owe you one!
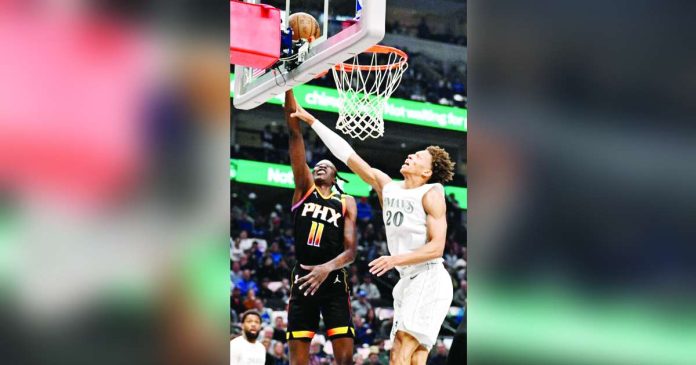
[382,181,444,272]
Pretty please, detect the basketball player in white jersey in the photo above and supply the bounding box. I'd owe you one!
[289,101,455,365]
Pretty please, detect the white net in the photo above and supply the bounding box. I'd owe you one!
[331,46,408,140]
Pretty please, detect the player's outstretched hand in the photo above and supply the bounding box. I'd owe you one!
[296,264,331,296]
[289,104,316,125]
[368,256,396,277]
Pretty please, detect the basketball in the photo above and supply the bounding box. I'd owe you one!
[288,12,321,41]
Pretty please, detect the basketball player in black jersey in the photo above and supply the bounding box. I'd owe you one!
[284,90,358,365]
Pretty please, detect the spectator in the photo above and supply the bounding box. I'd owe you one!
[376,340,389,365]
[231,261,243,284]
[428,341,448,365]
[353,314,374,345]
[238,230,256,251]
[308,341,327,365]
[231,287,246,317]
[231,237,244,262]
[268,242,283,264]
[280,228,294,250]
[254,299,273,324]
[262,326,275,341]
[259,257,277,281]
[270,341,289,365]
[262,338,274,365]
[356,197,373,223]
[349,274,360,297]
[272,316,287,343]
[358,275,381,301]
[366,346,382,365]
[251,241,264,263]
[235,269,259,297]
[230,310,266,365]
[351,290,372,318]
[365,308,380,337]
[243,290,258,311]
[276,259,291,282]
[354,353,365,365]
[239,255,255,272]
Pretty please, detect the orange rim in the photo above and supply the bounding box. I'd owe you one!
[336,45,408,72]
[312,45,407,79]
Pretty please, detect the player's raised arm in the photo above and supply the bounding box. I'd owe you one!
[285,90,314,204]
[290,102,392,198]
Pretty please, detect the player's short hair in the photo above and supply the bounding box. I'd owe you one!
[241,310,262,323]
[426,146,455,184]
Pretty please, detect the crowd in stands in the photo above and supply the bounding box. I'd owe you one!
[232,123,333,167]
[387,18,467,46]
[388,48,466,108]
[231,184,466,364]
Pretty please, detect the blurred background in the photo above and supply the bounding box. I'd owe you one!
[0,0,229,364]
[231,1,467,364]
[469,1,696,364]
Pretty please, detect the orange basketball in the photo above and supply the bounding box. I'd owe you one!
[288,12,321,41]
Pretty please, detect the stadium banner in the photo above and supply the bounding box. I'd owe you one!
[231,159,467,209]
[231,74,467,132]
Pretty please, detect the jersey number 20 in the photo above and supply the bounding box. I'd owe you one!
[307,221,325,247]
[385,211,404,227]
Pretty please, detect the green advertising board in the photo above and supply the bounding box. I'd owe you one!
[231,74,466,132]
[230,159,467,209]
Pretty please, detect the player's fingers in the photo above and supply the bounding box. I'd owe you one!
[296,274,311,285]
[308,282,318,295]
[300,264,314,270]
[305,282,316,296]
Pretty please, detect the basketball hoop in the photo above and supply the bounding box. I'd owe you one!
[331,45,408,140]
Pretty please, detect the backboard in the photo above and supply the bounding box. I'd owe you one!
[232,0,386,110]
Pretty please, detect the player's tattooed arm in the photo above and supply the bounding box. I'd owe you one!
[297,196,357,296]
[369,187,447,276]
[285,90,313,204]
[290,101,392,201]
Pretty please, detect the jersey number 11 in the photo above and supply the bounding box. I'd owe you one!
[307,221,325,247]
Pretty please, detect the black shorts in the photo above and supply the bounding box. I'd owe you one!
[286,266,355,342]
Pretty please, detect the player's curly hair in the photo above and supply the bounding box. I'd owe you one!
[426,146,455,184]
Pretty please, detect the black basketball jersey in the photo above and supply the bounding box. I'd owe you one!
[291,186,347,266]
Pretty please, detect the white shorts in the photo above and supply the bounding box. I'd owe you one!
[390,262,453,350]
